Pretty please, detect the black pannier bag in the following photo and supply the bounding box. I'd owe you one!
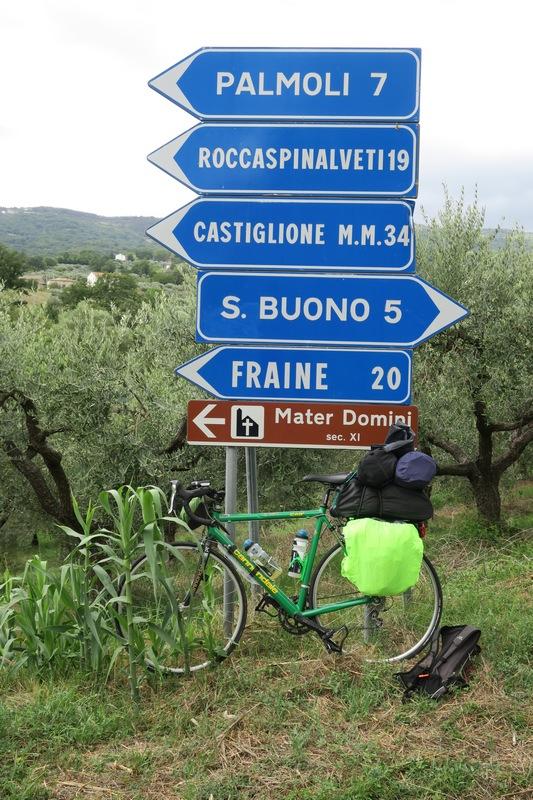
[357,448,398,488]
[330,477,433,522]
[330,422,433,521]
[382,421,416,458]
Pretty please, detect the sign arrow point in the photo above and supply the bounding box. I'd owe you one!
[192,403,225,438]
[149,54,196,114]
[421,283,469,340]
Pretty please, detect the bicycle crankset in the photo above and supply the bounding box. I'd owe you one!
[255,594,313,635]
[278,600,313,636]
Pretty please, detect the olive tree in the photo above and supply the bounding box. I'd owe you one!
[0,244,26,289]
[0,276,200,531]
[0,271,337,535]
[415,193,533,524]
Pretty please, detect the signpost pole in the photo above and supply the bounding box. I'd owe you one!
[245,447,261,599]
[223,446,239,634]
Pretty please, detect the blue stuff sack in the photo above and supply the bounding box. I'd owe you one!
[395,452,437,490]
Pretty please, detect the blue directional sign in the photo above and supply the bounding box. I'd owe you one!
[149,48,421,121]
[175,346,412,404]
[146,198,415,272]
[196,272,469,348]
[148,123,419,197]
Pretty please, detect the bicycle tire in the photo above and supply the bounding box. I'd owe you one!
[116,541,247,675]
[309,543,442,663]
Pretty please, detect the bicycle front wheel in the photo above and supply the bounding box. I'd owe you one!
[309,543,442,663]
[117,542,247,675]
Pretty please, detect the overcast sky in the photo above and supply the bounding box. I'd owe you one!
[1,0,532,228]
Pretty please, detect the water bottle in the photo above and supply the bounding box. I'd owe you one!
[288,530,309,578]
[243,539,282,579]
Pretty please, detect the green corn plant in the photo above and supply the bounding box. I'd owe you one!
[11,558,77,671]
[57,495,110,673]
[2,557,112,676]
[0,568,19,668]
[137,486,192,677]
[97,486,142,700]
[0,486,194,690]
[94,485,190,698]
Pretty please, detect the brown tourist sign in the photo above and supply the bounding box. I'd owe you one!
[187,400,418,450]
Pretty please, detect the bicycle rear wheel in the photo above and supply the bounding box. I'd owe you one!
[116,542,247,674]
[309,542,442,662]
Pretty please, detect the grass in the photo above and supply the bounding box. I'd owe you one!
[0,495,531,800]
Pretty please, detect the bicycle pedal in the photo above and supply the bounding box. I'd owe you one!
[255,594,279,618]
[322,625,350,655]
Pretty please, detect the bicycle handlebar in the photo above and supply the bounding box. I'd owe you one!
[171,480,220,528]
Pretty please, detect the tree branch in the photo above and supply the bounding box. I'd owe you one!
[0,389,78,528]
[3,439,66,521]
[168,450,205,472]
[435,462,476,477]
[492,422,533,476]
[426,433,469,464]
[160,417,187,455]
[488,408,533,432]
[42,426,68,437]
[474,397,493,471]
[474,399,490,433]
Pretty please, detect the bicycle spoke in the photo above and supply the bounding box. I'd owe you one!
[310,544,442,662]
[118,544,247,674]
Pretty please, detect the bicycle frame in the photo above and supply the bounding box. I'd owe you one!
[206,505,373,621]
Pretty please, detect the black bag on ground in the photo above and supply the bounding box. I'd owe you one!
[357,448,398,488]
[395,625,482,701]
[330,477,433,521]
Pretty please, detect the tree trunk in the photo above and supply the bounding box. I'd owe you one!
[470,472,502,524]
[1,390,81,533]
[427,411,533,528]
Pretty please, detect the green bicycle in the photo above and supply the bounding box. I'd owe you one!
[118,475,442,675]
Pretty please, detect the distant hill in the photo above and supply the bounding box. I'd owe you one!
[485,228,533,250]
[0,207,159,255]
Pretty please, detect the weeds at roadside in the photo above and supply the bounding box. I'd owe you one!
[0,486,194,699]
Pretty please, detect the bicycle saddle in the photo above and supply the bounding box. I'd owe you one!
[301,473,349,486]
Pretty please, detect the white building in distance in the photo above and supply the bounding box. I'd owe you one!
[87,271,104,286]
